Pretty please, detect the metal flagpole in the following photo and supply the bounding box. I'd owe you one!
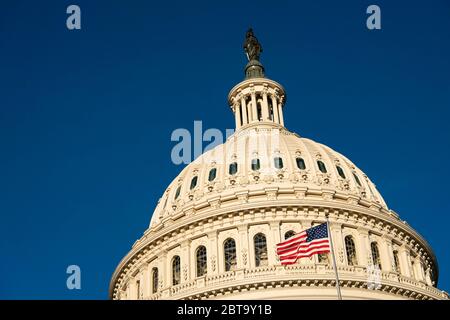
[325,212,342,300]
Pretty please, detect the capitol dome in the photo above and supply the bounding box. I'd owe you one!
[109,30,448,300]
[149,123,388,229]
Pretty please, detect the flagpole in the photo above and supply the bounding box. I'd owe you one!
[325,212,342,300]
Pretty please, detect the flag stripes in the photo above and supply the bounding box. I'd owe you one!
[276,223,330,265]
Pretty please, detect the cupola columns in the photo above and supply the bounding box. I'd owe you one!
[229,79,286,129]
[228,29,287,130]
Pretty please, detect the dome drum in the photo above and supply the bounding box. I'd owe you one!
[110,202,445,300]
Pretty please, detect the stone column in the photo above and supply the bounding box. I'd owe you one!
[251,90,258,122]
[262,91,270,121]
[357,228,371,267]
[413,256,424,282]
[398,245,411,278]
[128,280,137,300]
[240,95,248,125]
[142,264,150,299]
[301,221,313,265]
[124,283,129,300]
[278,100,284,126]
[419,259,426,282]
[271,94,279,124]
[160,251,169,290]
[238,224,250,269]
[330,222,345,266]
[234,103,241,128]
[181,240,191,283]
[269,221,280,265]
[207,230,219,275]
[425,266,433,286]
[379,237,393,272]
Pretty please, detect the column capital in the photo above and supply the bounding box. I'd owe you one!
[357,227,370,235]
[269,221,280,229]
[237,224,248,233]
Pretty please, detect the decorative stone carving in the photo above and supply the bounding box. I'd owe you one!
[294,190,306,199]
[367,253,373,266]
[211,255,216,272]
[236,191,249,203]
[338,248,344,264]
[215,181,225,192]
[242,249,248,266]
[183,264,188,281]
[263,174,274,184]
[288,173,299,183]
[266,189,277,201]
[208,198,221,209]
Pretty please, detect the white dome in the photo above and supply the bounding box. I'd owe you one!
[150,123,387,227]
[150,122,387,228]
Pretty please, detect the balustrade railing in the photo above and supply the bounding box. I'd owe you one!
[144,263,446,300]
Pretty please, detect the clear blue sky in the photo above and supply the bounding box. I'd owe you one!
[0,0,449,299]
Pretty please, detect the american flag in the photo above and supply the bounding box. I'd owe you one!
[277,223,331,265]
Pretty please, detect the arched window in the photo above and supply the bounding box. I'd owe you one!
[229,162,238,175]
[284,230,296,240]
[353,172,362,186]
[371,242,382,269]
[296,157,306,170]
[223,238,237,271]
[317,160,327,173]
[190,176,198,190]
[393,250,400,273]
[174,186,181,200]
[268,99,274,120]
[345,236,358,266]
[336,166,346,179]
[208,168,217,181]
[251,158,260,171]
[318,253,329,263]
[254,233,268,267]
[196,246,207,277]
[172,255,181,285]
[151,267,158,293]
[257,98,262,120]
[274,157,284,169]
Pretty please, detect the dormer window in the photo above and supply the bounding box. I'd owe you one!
[274,157,284,169]
[174,186,181,200]
[208,168,217,181]
[229,162,238,175]
[251,158,260,171]
[317,160,327,173]
[190,176,198,190]
[336,165,346,179]
[296,157,306,170]
[353,172,362,186]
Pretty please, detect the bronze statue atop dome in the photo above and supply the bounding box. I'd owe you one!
[243,28,262,61]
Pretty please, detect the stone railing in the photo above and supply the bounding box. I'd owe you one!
[144,263,448,300]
